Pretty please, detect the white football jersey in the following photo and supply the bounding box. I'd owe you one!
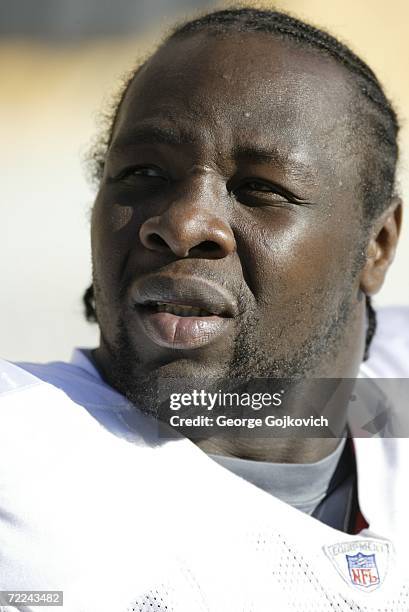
[0,307,408,611]
[362,306,409,378]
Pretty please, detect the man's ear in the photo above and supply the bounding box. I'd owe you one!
[359,196,402,295]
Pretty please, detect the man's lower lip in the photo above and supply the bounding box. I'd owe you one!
[136,309,231,349]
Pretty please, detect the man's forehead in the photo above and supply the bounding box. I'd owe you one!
[145,30,350,84]
[116,32,355,139]
[110,31,358,178]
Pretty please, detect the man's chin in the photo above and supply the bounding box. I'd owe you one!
[105,346,232,417]
[99,288,356,416]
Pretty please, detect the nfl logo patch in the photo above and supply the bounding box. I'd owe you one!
[346,552,380,588]
[323,538,393,593]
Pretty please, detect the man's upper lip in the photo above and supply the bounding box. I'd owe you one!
[131,274,238,317]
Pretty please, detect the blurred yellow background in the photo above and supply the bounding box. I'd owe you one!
[1,0,408,361]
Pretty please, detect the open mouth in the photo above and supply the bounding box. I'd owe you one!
[141,301,225,318]
[130,274,237,350]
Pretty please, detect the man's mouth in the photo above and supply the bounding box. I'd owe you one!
[130,275,236,350]
[144,301,220,317]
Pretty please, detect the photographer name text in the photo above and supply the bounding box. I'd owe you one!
[169,415,329,429]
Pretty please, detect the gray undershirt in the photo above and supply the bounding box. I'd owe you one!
[209,438,346,515]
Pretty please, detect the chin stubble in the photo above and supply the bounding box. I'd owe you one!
[102,281,356,417]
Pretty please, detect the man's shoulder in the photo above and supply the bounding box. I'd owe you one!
[15,351,100,390]
[375,305,409,341]
[0,358,43,394]
[0,356,104,423]
[0,351,129,412]
[363,305,409,378]
[0,353,154,447]
[0,353,94,393]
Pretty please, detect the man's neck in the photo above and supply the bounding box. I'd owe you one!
[196,436,341,463]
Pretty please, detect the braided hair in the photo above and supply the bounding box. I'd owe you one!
[84,6,399,361]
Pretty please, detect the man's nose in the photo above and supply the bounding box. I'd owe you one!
[139,189,236,259]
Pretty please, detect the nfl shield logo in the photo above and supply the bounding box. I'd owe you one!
[346,552,380,588]
[323,539,392,593]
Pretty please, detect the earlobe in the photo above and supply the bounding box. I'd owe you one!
[359,197,402,295]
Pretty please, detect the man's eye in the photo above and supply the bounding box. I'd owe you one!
[113,166,169,182]
[130,167,166,178]
[245,180,275,192]
[233,180,291,204]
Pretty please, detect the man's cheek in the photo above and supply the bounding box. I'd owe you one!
[255,231,356,347]
[91,203,135,286]
[252,228,338,296]
[277,221,356,288]
[104,202,135,233]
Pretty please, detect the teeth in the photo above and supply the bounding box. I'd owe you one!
[154,302,212,317]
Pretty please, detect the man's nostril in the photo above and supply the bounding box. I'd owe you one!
[189,241,221,257]
[147,234,169,250]
[200,241,221,252]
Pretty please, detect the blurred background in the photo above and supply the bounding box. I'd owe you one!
[1,0,408,362]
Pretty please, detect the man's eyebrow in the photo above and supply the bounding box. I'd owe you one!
[110,123,196,151]
[234,144,316,178]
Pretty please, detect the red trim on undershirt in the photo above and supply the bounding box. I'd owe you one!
[354,510,369,534]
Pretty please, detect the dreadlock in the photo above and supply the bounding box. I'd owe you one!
[84,6,399,361]
[364,295,377,361]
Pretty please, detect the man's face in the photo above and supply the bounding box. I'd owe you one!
[91,33,366,408]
